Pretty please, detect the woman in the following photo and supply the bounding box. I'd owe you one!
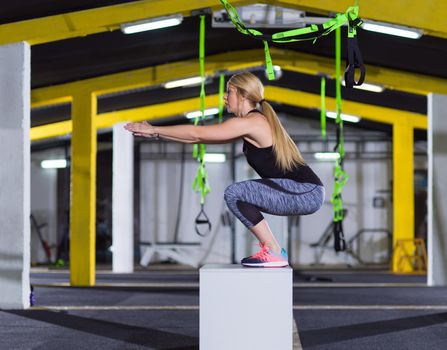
[124,71,324,268]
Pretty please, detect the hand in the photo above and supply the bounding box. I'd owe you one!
[124,121,158,138]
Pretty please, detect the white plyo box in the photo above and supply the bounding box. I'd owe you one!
[200,264,293,350]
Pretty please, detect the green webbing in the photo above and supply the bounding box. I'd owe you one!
[263,40,275,80]
[271,13,348,42]
[218,1,275,78]
[192,160,211,205]
[331,26,349,224]
[196,15,206,127]
[320,76,326,139]
[220,0,355,43]
[192,15,211,205]
[219,0,361,80]
[218,73,225,123]
[193,15,206,159]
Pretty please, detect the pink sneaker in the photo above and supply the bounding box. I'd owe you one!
[241,243,289,268]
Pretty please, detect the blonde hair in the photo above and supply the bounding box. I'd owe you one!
[228,71,306,172]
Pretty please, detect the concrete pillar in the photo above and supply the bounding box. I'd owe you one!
[428,93,447,286]
[0,42,31,309]
[112,123,134,272]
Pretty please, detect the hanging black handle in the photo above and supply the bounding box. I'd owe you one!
[333,220,347,252]
[195,204,212,237]
[333,209,347,252]
[344,27,366,88]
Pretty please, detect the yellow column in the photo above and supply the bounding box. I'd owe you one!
[70,92,97,286]
[392,121,415,272]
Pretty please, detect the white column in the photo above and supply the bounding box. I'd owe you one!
[112,122,134,273]
[200,264,293,350]
[0,42,31,309]
[428,93,447,286]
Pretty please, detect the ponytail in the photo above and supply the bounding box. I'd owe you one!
[260,100,306,172]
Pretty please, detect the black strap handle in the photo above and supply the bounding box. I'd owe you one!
[195,204,212,237]
[333,209,347,252]
[344,29,366,88]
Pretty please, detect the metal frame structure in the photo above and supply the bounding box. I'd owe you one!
[1,1,440,283]
[1,0,446,44]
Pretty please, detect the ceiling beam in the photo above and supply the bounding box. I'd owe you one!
[264,86,426,129]
[1,0,446,46]
[31,86,426,141]
[31,94,221,141]
[0,0,256,45]
[31,48,446,110]
[31,120,72,140]
[96,95,221,130]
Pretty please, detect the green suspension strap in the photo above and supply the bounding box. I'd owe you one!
[331,26,348,252]
[219,0,275,79]
[263,40,275,80]
[320,76,327,140]
[218,73,225,124]
[219,0,364,82]
[192,15,212,237]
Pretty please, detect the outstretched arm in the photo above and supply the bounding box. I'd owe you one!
[124,118,253,144]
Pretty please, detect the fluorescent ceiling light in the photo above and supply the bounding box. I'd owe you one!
[326,111,361,123]
[265,65,283,80]
[361,20,422,39]
[164,76,203,89]
[186,108,219,119]
[273,65,283,79]
[273,65,282,72]
[41,159,67,169]
[314,152,340,161]
[121,14,183,34]
[204,153,227,163]
[342,80,384,93]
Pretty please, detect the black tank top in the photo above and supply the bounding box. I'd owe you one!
[242,110,323,186]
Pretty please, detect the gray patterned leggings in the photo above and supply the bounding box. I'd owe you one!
[224,178,325,229]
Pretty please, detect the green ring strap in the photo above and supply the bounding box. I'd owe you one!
[218,73,225,123]
[320,76,326,139]
[192,15,211,206]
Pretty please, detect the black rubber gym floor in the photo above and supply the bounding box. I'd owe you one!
[0,267,446,350]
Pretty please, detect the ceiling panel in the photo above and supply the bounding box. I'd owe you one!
[0,0,138,24]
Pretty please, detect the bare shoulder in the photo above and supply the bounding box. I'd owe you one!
[225,114,267,131]
[246,112,268,123]
[243,113,273,147]
[245,113,270,130]
[223,115,259,130]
